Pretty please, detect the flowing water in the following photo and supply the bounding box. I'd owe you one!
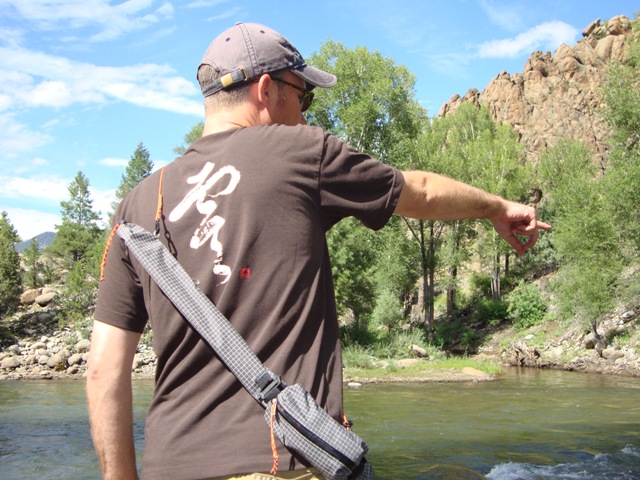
[1,367,639,479]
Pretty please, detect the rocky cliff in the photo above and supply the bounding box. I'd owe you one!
[439,15,637,162]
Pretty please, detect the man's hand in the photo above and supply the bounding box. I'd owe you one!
[490,200,552,256]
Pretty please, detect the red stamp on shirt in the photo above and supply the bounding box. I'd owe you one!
[240,268,251,279]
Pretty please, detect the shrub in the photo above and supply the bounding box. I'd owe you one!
[373,328,428,358]
[507,281,547,329]
[473,298,509,325]
[342,344,376,369]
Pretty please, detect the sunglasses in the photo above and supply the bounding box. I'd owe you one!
[272,77,314,112]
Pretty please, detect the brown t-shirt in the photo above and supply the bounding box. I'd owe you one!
[96,124,404,479]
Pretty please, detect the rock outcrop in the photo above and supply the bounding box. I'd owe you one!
[439,16,637,162]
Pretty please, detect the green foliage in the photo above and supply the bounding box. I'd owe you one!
[328,218,377,321]
[538,140,623,327]
[434,319,480,353]
[111,142,154,217]
[174,122,204,156]
[307,40,427,163]
[340,318,377,348]
[48,172,104,270]
[507,282,547,329]
[601,25,640,254]
[342,343,376,369]
[473,298,509,326]
[372,328,429,359]
[57,240,103,327]
[371,290,404,333]
[0,212,22,315]
[21,239,44,289]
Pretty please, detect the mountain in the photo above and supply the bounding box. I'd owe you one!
[439,15,637,162]
[15,231,56,254]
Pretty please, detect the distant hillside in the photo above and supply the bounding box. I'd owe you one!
[15,232,56,253]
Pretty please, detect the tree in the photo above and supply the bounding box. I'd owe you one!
[48,171,103,270]
[174,122,204,156]
[406,104,530,337]
[307,41,428,338]
[538,140,622,347]
[0,211,22,315]
[111,142,154,217]
[601,17,640,253]
[22,239,44,289]
[307,40,427,164]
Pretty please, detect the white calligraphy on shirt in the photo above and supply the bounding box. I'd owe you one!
[169,162,240,284]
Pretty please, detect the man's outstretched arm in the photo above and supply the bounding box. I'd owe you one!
[87,320,141,480]
[395,171,551,256]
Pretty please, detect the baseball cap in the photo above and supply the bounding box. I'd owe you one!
[199,22,337,98]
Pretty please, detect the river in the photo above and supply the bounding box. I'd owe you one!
[1,367,639,479]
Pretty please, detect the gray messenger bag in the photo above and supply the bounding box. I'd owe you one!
[115,221,373,480]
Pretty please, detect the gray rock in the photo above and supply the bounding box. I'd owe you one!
[68,353,83,366]
[1,357,20,370]
[20,289,40,305]
[35,292,56,307]
[47,351,69,370]
[410,344,427,357]
[75,339,91,353]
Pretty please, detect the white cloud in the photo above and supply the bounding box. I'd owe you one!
[0,113,54,157]
[90,185,116,221]
[476,21,579,58]
[0,174,116,236]
[0,174,70,202]
[99,157,129,167]
[0,206,60,241]
[206,6,242,22]
[187,0,230,8]
[0,45,203,118]
[0,0,174,43]
[477,0,526,32]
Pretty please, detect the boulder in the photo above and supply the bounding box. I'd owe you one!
[75,339,91,353]
[410,345,428,357]
[1,357,20,370]
[47,351,69,370]
[68,353,84,366]
[20,289,40,305]
[35,292,56,307]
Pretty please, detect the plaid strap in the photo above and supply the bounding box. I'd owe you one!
[116,221,284,407]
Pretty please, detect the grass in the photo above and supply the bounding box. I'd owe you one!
[344,356,502,382]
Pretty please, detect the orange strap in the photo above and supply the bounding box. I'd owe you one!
[342,413,353,430]
[269,400,280,475]
[101,166,168,281]
[99,223,121,282]
[154,166,166,235]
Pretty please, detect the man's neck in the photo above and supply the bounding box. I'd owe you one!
[202,106,268,136]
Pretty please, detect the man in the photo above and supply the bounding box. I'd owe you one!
[87,23,550,480]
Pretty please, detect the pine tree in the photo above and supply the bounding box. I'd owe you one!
[48,171,103,269]
[22,238,43,289]
[0,211,23,315]
[173,123,203,156]
[110,142,154,216]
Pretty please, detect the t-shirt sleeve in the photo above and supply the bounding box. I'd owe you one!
[319,133,404,231]
[94,228,149,333]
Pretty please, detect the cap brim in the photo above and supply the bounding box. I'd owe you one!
[292,65,337,89]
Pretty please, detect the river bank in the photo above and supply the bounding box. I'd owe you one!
[1,304,639,381]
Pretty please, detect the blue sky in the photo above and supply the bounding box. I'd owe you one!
[0,0,637,240]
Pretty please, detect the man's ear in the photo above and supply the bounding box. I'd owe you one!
[256,74,274,108]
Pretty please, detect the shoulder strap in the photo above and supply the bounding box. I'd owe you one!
[116,221,285,408]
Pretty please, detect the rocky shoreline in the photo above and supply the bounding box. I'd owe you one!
[1,303,638,381]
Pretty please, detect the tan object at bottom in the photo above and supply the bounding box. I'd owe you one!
[212,467,325,480]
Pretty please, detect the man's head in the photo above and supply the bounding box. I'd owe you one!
[197,23,336,123]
